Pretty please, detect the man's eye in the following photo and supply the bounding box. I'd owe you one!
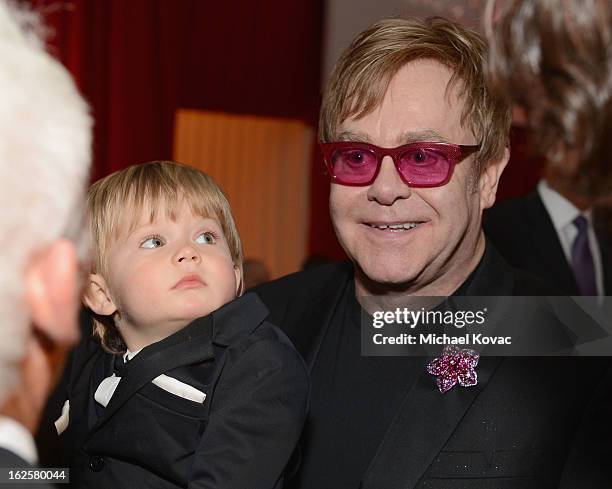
[140,236,165,248]
[196,232,216,245]
[404,149,442,165]
[345,150,369,165]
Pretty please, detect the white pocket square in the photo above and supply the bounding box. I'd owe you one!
[152,374,206,403]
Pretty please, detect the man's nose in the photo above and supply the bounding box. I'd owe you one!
[175,244,201,263]
[367,157,411,205]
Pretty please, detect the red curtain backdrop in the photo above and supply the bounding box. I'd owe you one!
[30,0,323,181]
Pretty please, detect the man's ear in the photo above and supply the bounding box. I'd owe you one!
[234,264,244,296]
[479,147,510,210]
[24,239,80,346]
[83,273,117,316]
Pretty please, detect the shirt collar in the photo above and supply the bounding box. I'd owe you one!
[0,416,37,466]
[123,348,142,362]
[537,179,591,230]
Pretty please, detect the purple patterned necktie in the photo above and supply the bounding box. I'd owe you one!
[571,215,597,296]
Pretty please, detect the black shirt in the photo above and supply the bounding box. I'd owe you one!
[290,280,423,489]
[288,257,484,489]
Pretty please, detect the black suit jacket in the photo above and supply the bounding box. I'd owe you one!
[0,449,55,489]
[62,293,309,489]
[254,246,612,489]
[483,190,612,295]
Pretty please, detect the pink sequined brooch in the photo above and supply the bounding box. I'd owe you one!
[426,345,480,393]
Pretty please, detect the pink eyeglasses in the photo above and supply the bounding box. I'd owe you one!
[320,141,481,187]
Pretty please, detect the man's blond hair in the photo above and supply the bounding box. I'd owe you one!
[86,161,243,353]
[320,16,511,172]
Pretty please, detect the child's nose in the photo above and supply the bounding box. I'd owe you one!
[176,245,201,263]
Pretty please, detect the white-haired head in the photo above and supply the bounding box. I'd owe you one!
[0,1,92,405]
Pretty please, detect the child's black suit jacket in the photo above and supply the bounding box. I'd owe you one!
[62,293,309,489]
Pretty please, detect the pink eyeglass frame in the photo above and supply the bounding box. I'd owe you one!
[319,141,481,188]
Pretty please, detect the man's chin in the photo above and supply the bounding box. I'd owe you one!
[355,262,422,292]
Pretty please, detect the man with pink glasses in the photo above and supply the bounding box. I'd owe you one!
[256,16,611,489]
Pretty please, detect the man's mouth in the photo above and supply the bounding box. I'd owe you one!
[365,222,423,231]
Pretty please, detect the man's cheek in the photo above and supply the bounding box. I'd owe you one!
[330,199,350,237]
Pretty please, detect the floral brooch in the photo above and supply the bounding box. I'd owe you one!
[426,345,480,393]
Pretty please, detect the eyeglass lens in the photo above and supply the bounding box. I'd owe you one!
[330,146,451,185]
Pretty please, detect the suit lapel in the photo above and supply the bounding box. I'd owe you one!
[595,230,612,296]
[361,356,503,489]
[362,245,511,489]
[524,192,579,294]
[88,315,215,435]
[64,339,112,432]
[87,352,113,426]
[603,246,612,296]
[86,293,269,436]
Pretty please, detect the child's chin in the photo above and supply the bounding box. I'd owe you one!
[177,303,216,321]
[170,294,229,322]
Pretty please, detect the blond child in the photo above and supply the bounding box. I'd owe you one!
[58,161,309,489]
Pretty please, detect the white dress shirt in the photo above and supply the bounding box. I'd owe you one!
[537,179,604,296]
[0,415,37,465]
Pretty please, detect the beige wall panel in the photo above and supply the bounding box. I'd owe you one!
[174,109,313,279]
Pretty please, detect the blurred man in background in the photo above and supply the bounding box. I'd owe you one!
[0,0,91,472]
[484,0,612,298]
[484,162,612,296]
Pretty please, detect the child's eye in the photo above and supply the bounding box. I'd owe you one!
[140,235,165,248]
[195,231,217,245]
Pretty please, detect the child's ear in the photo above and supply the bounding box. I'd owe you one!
[234,264,244,296]
[83,273,117,316]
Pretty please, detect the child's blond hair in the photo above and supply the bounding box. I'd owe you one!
[86,160,243,353]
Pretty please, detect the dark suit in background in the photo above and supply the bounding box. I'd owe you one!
[484,189,612,295]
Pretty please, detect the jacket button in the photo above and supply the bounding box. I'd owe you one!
[89,455,105,472]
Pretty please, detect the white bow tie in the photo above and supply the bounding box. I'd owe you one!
[95,373,122,407]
